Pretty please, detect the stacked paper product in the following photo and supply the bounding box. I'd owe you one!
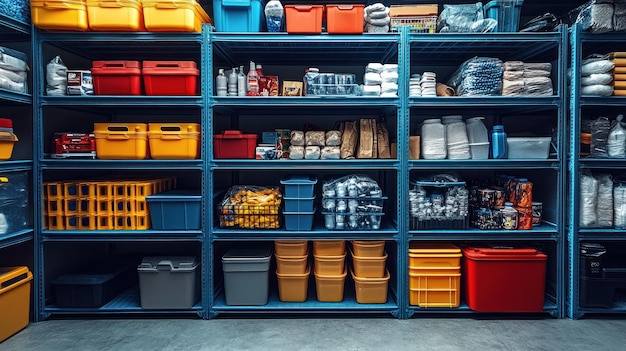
[502,61,553,96]
[0,46,28,94]
[409,72,437,97]
[380,64,398,97]
[363,63,383,96]
[364,3,390,33]
[580,53,615,96]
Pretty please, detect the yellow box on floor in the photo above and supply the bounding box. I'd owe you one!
[148,123,200,159]
[94,123,148,160]
[86,0,146,31]
[0,267,33,342]
[31,0,89,31]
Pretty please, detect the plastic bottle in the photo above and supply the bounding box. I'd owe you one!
[490,125,507,159]
[247,61,259,96]
[237,65,246,96]
[227,68,238,96]
[466,117,489,159]
[501,202,518,230]
[421,118,447,159]
[304,67,320,96]
[256,63,264,78]
[216,68,228,96]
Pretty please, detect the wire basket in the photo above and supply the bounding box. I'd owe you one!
[390,15,437,33]
[218,204,281,229]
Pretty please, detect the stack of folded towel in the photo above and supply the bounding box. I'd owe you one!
[0,46,28,94]
[502,61,553,96]
[364,3,390,33]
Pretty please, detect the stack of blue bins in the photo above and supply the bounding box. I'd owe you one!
[280,176,317,231]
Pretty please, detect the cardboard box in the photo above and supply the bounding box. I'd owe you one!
[260,76,279,96]
[67,70,94,95]
[282,81,303,96]
[256,144,281,160]
[389,4,438,17]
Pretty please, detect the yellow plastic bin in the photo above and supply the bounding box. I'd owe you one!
[351,249,387,278]
[351,267,390,304]
[409,271,461,290]
[275,240,308,256]
[409,287,461,308]
[0,267,33,342]
[276,264,310,302]
[30,0,89,31]
[142,0,212,32]
[0,131,18,160]
[94,123,148,160]
[148,123,200,159]
[409,266,461,276]
[87,0,146,31]
[275,254,308,274]
[313,240,345,256]
[409,242,462,268]
[351,240,385,257]
[313,253,346,275]
[314,265,346,302]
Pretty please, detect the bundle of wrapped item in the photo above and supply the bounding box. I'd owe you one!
[363,63,383,96]
[364,3,390,33]
[502,61,554,96]
[570,0,626,33]
[0,46,28,94]
[579,53,615,96]
[446,57,504,96]
[611,52,626,96]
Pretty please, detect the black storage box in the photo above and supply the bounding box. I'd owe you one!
[579,268,626,308]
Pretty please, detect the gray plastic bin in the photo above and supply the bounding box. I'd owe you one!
[137,256,200,309]
[222,247,272,306]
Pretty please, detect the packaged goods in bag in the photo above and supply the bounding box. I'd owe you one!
[608,115,626,158]
[421,119,446,159]
[590,116,611,158]
[442,115,470,159]
[580,171,598,228]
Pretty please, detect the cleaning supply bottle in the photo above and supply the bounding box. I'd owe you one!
[237,65,246,96]
[490,125,507,159]
[228,67,238,96]
[216,68,228,96]
[256,63,264,78]
[247,61,259,96]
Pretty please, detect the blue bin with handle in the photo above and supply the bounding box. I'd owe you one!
[213,0,265,32]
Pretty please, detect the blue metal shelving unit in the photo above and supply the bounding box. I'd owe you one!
[31,28,208,321]
[568,24,626,319]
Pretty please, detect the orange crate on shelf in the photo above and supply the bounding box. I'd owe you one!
[326,5,364,34]
[284,5,323,34]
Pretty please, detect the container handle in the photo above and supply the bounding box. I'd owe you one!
[222,0,251,7]
[153,63,182,68]
[335,5,355,10]
[98,0,124,8]
[293,5,316,11]
[107,126,130,132]
[159,134,183,140]
[221,130,244,139]
[0,271,32,294]
[102,63,127,68]
[156,260,174,271]
[155,1,179,9]
[44,1,73,9]
[106,134,131,140]
[472,248,538,255]
[160,126,182,132]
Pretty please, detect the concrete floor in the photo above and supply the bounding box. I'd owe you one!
[2,317,626,351]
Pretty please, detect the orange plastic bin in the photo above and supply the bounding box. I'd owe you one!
[326,5,364,34]
[285,5,323,34]
[0,267,33,342]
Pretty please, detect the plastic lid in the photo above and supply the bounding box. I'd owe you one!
[504,202,514,207]
[138,256,198,271]
[409,242,461,254]
[493,125,504,131]
[280,176,318,185]
[223,247,272,260]
[519,178,529,182]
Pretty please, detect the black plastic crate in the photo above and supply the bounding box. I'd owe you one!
[410,216,469,230]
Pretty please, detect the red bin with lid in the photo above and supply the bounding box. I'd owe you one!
[462,246,547,312]
[213,130,257,159]
[91,60,142,95]
[142,61,200,96]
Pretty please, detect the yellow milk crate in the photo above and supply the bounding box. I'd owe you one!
[63,198,79,215]
[45,215,65,230]
[63,182,79,198]
[45,199,64,215]
[44,182,63,198]
[142,0,212,32]
[148,123,200,159]
[78,215,97,230]
[64,215,79,230]
[97,199,115,215]
[86,0,146,31]
[97,215,115,230]
[30,0,89,31]
[93,123,148,160]
[136,214,150,230]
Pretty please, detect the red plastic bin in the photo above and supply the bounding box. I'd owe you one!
[462,246,547,312]
[326,5,364,34]
[284,5,323,34]
[213,130,257,159]
[91,61,142,95]
[142,61,199,96]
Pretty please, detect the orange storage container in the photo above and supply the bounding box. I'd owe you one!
[314,265,346,302]
[142,0,212,32]
[351,267,389,304]
[351,249,387,278]
[148,123,200,159]
[409,242,462,268]
[276,265,310,302]
[0,267,33,342]
[313,240,345,256]
[351,240,385,257]
[30,0,89,31]
[86,0,146,31]
[93,123,148,159]
[409,271,461,290]
[313,253,346,275]
[275,254,308,274]
[409,287,460,308]
[275,240,308,256]
[142,61,199,96]
[284,5,323,34]
[326,5,364,34]
[91,61,142,95]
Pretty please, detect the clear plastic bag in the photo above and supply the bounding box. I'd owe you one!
[580,171,599,228]
[614,180,626,229]
[305,131,325,146]
[325,130,342,146]
[46,55,67,96]
[597,174,614,227]
[590,116,611,158]
[581,73,613,86]
[572,0,615,33]
[608,114,626,158]
[447,57,504,96]
[437,3,496,33]
[581,54,615,75]
[290,130,305,146]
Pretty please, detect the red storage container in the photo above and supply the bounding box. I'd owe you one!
[213,130,257,159]
[462,247,547,312]
[91,61,142,95]
[326,5,364,34]
[142,61,199,96]
[0,118,13,129]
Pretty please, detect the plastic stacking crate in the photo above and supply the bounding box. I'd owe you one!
[283,196,315,212]
[213,130,257,159]
[86,0,145,31]
[351,267,389,304]
[284,5,323,34]
[142,61,199,96]
[146,190,201,230]
[93,123,148,160]
[409,242,462,268]
[314,265,346,302]
[351,241,385,257]
[280,176,317,198]
[142,0,212,32]
[0,130,18,160]
[0,267,32,343]
[484,0,524,32]
[313,240,345,256]
[326,5,364,34]
[351,249,387,278]
[274,240,308,256]
[283,209,315,231]
[212,0,264,32]
[462,246,547,312]
[276,265,310,302]
[148,123,200,159]
[30,0,89,31]
[409,179,468,230]
[222,247,271,305]
[137,256,200,309]
[409,272,461,307]
[91,61,142,95]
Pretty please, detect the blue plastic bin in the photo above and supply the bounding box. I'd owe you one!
[283,196,315,212]
[147,190,202,230]
[283,210,315,231]
[213,0,265,32]
[280,176,317,198]
[484,0,523,32]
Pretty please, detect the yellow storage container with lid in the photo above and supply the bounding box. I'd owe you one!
[86,0,146,31]
[30,0,89,31]
[148,123,200,159]
[142,0,212,32]
[0,266,33,342]
[409,242,462,268]
[0,131,18,160]
[94,123,148,159]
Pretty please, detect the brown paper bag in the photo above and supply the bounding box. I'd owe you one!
[390,142,397,159]
[340,121,358,159]
[377,122,391,159]
[357,119,374,159]
[409,136,421,159]
[371,119,378,159]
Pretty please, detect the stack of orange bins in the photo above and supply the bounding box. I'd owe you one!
[613,52,626,96]
[313,241,347,302]
[408,242,462,308]
[275,240,310,302]
[350,241,390,304]
[42,177,175,230]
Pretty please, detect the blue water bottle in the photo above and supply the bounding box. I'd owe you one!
[490,125,507,159]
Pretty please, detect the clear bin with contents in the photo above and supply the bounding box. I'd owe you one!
[321,196,386,230]
[305,73,358,96]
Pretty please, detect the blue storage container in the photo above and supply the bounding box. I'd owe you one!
[283,210,315,231]
[280,176,317,198]
[283,196,315,212]
[484,0,523,32]
[146,190,201,230]
[213,0,265,32]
